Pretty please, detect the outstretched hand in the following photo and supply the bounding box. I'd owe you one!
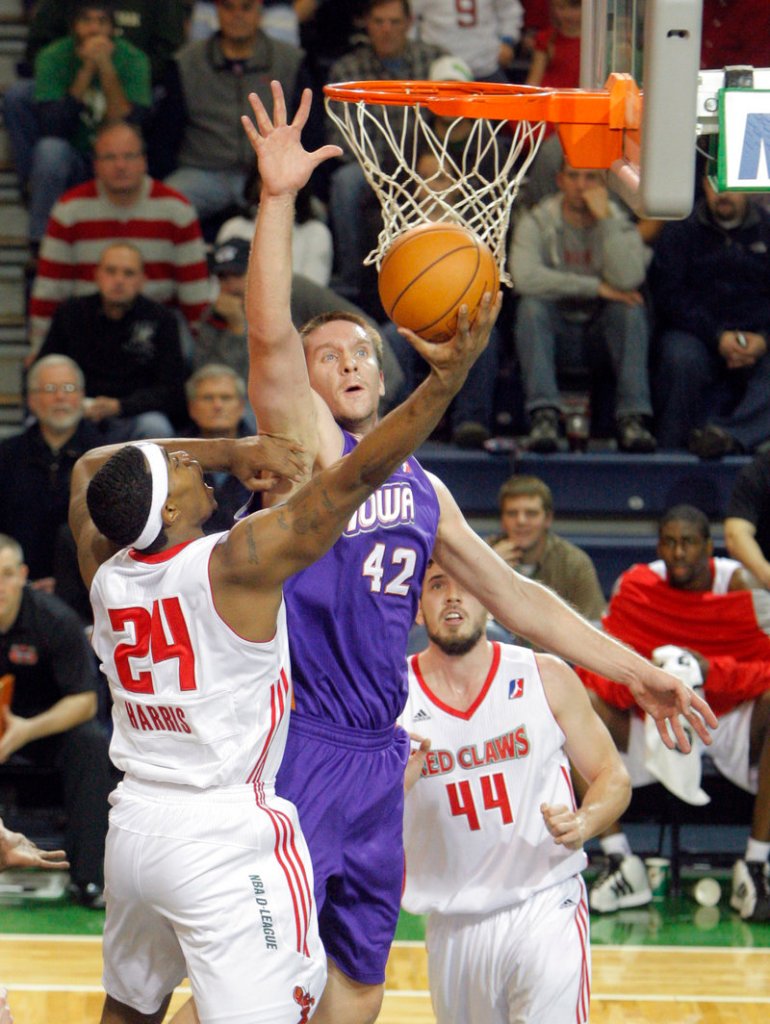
[397,291,502,393]
[231,434,311,492]
[0,817,69,872]
[628,666,717,751]
[241,81,343,198]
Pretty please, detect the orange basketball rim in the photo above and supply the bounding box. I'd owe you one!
[324,73,642,171]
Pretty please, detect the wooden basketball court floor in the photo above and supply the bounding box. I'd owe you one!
[2,933,769,1023]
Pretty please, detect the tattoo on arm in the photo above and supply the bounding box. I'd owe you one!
[281,478,343,537]
[246,524,260,565]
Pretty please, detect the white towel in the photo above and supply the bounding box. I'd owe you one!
[643,646,710,806]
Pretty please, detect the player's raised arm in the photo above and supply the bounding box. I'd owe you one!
[430,478,718,750]
[242,82,343,468]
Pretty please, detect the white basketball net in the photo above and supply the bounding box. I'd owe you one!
[325,97,546,287]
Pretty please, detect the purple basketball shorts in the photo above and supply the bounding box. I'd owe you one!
[276,712,410,985]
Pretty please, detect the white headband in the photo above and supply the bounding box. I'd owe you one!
[131,443,169,549]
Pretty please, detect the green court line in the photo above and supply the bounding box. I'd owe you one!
[1,893,768,948]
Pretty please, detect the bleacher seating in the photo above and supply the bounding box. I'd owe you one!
[0,4,30,437]
[416,443,751,519]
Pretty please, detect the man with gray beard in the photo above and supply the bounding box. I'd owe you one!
[0,355,101,593]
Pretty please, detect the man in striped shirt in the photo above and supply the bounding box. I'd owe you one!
[28,120,210,354]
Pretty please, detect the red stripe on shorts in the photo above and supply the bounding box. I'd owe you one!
[574,878,590,1023]
[254,782,311,955]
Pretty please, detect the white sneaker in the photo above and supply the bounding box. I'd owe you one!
[730,858,770,922]
[589,854,653,914]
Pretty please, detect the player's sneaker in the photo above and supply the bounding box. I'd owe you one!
[589,854,653,913]
[730,859,770,922]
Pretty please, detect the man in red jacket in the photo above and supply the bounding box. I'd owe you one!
[579,504,770,922]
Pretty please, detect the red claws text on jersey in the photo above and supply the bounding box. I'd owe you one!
[422,726,530,778]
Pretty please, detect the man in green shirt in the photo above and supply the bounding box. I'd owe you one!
[487,473,607,623]
[27,2,151,241]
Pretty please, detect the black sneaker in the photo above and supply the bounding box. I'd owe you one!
[589,853,653,913]
[730,858,770,921]
[70,881,106,910]
[617,415,657,453]
[452,420,491,449]
[527,408,559,453]
[688,424,742,459]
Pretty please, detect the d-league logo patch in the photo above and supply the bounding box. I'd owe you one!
[508,678,524,700]
[9,644,38,666]
[293,985,315,1023]
[413,707,431,722]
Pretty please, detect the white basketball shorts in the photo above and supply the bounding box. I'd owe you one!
[102,778,326,1024]
[425,875,590,1024]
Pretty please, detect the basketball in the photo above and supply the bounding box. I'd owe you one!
[378,223,499,343]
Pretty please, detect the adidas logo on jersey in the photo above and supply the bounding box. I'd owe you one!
[508,678,524,700]
[413,708,431,722]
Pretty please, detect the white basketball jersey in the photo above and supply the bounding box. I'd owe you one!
[648,555,740,594]
[412,0,524,76]
[91,534,291,789]
[401,643,586,916]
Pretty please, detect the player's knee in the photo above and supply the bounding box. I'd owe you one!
[315,973,384,1024]
[101,992,171,1024]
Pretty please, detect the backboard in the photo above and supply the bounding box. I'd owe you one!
[581,0,704,219]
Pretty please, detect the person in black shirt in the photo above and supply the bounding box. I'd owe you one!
[724,452,770,588]
[0,354,100,600]
[0,533,112,908]
[37,241,187,441]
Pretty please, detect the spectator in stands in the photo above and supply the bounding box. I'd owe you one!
[184,364,253,531]
[4,1,184,195]
[325,0,447,302]
[23,3,151,244]
[157,0,312,221]
[28,120,209,354]
[511,160,656,454]
[22,1,184,84]
[0,534,113,909]
[486,473,606,620]
[217,167,333,287]
[724,451,770,589]
[651,171,770,458]
[577,505,770,923]
[410,0,523,82]
[195,236,407,409]
[193,237,250,385]
[188,0,315,46]
[37,242,186,441]
[701,0,770,71]
[525,0,581,87]
[0,355,99,598]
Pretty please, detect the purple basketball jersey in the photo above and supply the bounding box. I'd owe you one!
[284,432,440,729]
